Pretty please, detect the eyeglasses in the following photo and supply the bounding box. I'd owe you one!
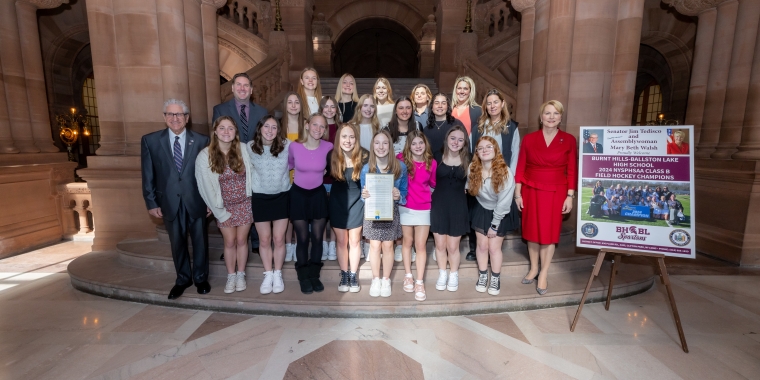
[476,145,495,152]
[164,112,188,119]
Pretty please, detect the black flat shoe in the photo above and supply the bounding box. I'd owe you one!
[196,281,211,294]
[220,253,224,261]
[465,251,476,261]
[168,284,190,300]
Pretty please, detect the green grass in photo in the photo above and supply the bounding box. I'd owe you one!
[579,187,691,228]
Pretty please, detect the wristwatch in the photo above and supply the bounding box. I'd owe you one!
[490,224,498,231]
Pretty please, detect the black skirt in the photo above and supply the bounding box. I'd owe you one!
[251,191,289,222]
[289,184,329,220]
[470,200,517,238]
[329,168,364,229]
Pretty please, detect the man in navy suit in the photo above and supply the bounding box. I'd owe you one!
[583,133,603,154]
[142,99,211,300]
[212,72,267,258]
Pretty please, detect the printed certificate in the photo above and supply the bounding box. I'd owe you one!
[364,173,394,221]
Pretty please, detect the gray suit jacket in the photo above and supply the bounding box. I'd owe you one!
[141,128,210,221]
[212,98,267,143]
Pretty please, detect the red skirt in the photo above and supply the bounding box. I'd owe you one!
[521,184,565,244]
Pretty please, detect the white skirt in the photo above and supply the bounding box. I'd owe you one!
[399,206,431,226]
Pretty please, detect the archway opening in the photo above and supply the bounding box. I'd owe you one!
[332,18,419,78]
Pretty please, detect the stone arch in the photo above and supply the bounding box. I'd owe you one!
[326,0,428,45]
[332,18,420,78]
[218,37,259,80]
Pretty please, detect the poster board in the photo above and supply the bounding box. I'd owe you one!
[576,126,695,258]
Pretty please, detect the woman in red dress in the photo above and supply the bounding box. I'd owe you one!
[514,100,577,295]
[666,130,689,154]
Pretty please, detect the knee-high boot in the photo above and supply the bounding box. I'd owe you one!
[296,266,313,294]
[308,262,324,292]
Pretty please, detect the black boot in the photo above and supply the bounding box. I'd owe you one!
[309,262,325,292]
[296,266,313,294]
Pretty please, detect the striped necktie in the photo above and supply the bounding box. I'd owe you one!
[173,136,182,173]
[240,104,249,140]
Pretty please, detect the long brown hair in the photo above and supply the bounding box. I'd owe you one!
[386,96,416,143]
[349,94,381,137]
[296,67,322,112]
[468,136,509,196]
[442,124,470,172]
[209,116,244,174]
[331,124,366,182]
[319,96,341,141]
[401,130,433,179]
[251,114,286,157]
[477,89,511,135]
[368,129,402,179]
[282,91,305,140]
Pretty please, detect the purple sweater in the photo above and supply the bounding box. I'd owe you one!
[288,141,333,190]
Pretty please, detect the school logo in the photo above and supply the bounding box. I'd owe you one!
[669,229,691,247]
[581,223,599,238]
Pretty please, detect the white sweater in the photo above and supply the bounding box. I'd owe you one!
[194,142,253,223]
[245,139,292,194]
[466,165,516,227]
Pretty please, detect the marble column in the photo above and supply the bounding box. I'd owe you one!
[156,0,191,107]
[606,0,645,126]
[0,0,39,152]
[695,0,738,159]
[527,0,550,132]
[16,0,60,152]
[202,0,225,123]
[711,0,760,159]
[514,2,535,129]
[543,0,575,106]
[280,0,313,84]
[183,0,210,135]
[682,8,716,145]
[434,0,468,93]
[0,53,19,153]
[732,21,760,160]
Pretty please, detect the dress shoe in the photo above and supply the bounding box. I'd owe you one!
[196,281,211,294]
[168,284,190,300]
[465,251,476,261]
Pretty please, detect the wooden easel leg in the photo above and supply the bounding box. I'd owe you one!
[605,254,621,311]
[656,258,689,353]
[571,250,607,332]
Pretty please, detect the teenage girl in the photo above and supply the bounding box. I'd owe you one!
[374,78,395,127]
[282,91,305,262]
[336,73,359,123]
[297,67,323,116]
[319,96,342,261]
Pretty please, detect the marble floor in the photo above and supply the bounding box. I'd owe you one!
[1,242,759,379]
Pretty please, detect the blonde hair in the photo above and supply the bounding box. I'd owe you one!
[373,77,394,105]
[452,76,478,107]
[538,100,565,126]
[349,94,381,137]
[296,67,322,112]
[298,112,328,144]
[334,73,360,102]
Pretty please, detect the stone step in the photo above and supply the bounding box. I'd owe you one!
[320,77,439,99]
[116,237,592,282]
[68,249,654,318]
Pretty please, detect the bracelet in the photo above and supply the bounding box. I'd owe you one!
[514,195,522,199]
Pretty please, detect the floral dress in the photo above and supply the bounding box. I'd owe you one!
[217,165,253,228]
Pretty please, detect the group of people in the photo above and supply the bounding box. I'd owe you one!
[141,68,578,302]
[590,182,685,225]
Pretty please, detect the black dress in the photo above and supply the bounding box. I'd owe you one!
[424,119,466,162]
[329,167,364,229]
[430,162,470,236]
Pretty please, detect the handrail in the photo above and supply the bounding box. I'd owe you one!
[461,58,517,110]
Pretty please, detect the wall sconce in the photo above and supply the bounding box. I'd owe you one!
[56,107,90,162]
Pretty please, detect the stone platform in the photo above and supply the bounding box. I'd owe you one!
[68,226,655,317]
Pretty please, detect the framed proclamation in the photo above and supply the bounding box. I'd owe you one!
[364,173,395,221]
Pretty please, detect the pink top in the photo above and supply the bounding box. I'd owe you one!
[452,106,472,135]
[397,152,437,210]
[288,141,333,190]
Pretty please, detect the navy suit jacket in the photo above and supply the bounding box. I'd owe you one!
[212,98,267,143]
[141,128,210,221]
[583,142,603,154]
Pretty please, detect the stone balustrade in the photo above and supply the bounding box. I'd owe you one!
[217,0,271,40]
[57,182,94,241]
[220,53,290,111]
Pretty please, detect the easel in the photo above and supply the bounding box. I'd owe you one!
[570,248,689,353]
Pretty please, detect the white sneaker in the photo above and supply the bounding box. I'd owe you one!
[236,271,247,292]
[369,278,381,297]
[224,273,236,294]
[380,278,392,297]
[260,271,272,294]
[447,271,459,291]
[394,245,402,262]
[322,241,329,260]
[328,241,337,260]
[435,269,448,291]
[272,270,284,293]
[412,248,416,263]
[284,244,293,262]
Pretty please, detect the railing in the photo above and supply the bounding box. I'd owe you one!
[220,55,290,111]
[217,0,271,40]
[58,182,94,241]
[461,59,518,115]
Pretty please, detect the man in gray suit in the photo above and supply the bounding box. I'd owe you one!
[212,72,267,258]
[142,99,211,300]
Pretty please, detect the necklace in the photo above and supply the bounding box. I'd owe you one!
[339,101,347,117]
[434,120,446,129]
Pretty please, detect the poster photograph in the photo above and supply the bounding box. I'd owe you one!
[576,126,696,258]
